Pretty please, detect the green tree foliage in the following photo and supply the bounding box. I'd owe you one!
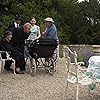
[78,0,100,44]
[0,0,100,44]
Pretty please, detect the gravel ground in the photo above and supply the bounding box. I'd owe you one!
[0,58,100,100]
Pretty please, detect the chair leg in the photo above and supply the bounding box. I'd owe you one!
[54,62,56,72]
[64,81,69,100]
[13,60,16,74]
[88,86,91,100]
[1,60,5,73]
[76,84,79,100]
[30,59,33,68]
[25,58,31,74]
[0,61,2,73]
[11,59,16,74]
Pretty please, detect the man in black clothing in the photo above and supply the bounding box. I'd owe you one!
[10,23,32,70]
[0,31,24,74]
[8,15,23,32]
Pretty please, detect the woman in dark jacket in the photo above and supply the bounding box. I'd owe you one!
[0,31,25,74]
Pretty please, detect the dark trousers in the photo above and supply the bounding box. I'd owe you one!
[4,60,13,70]
[11,52,24,71]
[4,52,24,71]
[14,44,26,70]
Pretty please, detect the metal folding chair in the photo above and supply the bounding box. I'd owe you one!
[63,46,94,100]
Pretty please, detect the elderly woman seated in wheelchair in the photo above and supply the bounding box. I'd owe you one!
[0,31,25,74]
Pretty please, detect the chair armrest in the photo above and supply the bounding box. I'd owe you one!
[77,62,87,71]
[78,62,85,66]
[71,62,87,71]
[0,51,8,53]
[77,65,87,71]
[0,51,11,59]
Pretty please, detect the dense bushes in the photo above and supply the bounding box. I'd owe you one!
[0,0,100,44]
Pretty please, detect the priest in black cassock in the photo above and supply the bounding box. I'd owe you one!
[9,22,32,70]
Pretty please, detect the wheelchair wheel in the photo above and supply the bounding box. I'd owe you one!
[31,59,37,76]
[45,67,49,73]
[31,65,36,76]
[48,64,54,75]
[47,58,55,75]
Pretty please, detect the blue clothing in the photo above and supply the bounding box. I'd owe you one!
[45,24,58,41]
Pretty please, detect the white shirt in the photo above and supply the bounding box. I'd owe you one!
[14,22,19,28]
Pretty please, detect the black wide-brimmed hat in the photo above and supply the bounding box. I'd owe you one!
[15,15,23,21]
[3,31,12,37]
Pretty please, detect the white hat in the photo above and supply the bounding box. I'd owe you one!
[44,17,54,23]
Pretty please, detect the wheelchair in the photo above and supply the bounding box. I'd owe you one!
[25,38,58,76]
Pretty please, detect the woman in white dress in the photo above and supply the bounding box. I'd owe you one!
[28,17,41,40]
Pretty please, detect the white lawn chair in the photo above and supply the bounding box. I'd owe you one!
[0,51,16,74]
[63,46,94,100]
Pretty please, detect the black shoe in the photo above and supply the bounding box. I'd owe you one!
[23,68,26,71]
[5,68,13,71]
[15,71,24,74]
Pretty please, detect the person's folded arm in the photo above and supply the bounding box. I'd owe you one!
[1,40,19,53]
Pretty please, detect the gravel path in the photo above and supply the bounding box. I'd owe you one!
[0,58,100,100]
